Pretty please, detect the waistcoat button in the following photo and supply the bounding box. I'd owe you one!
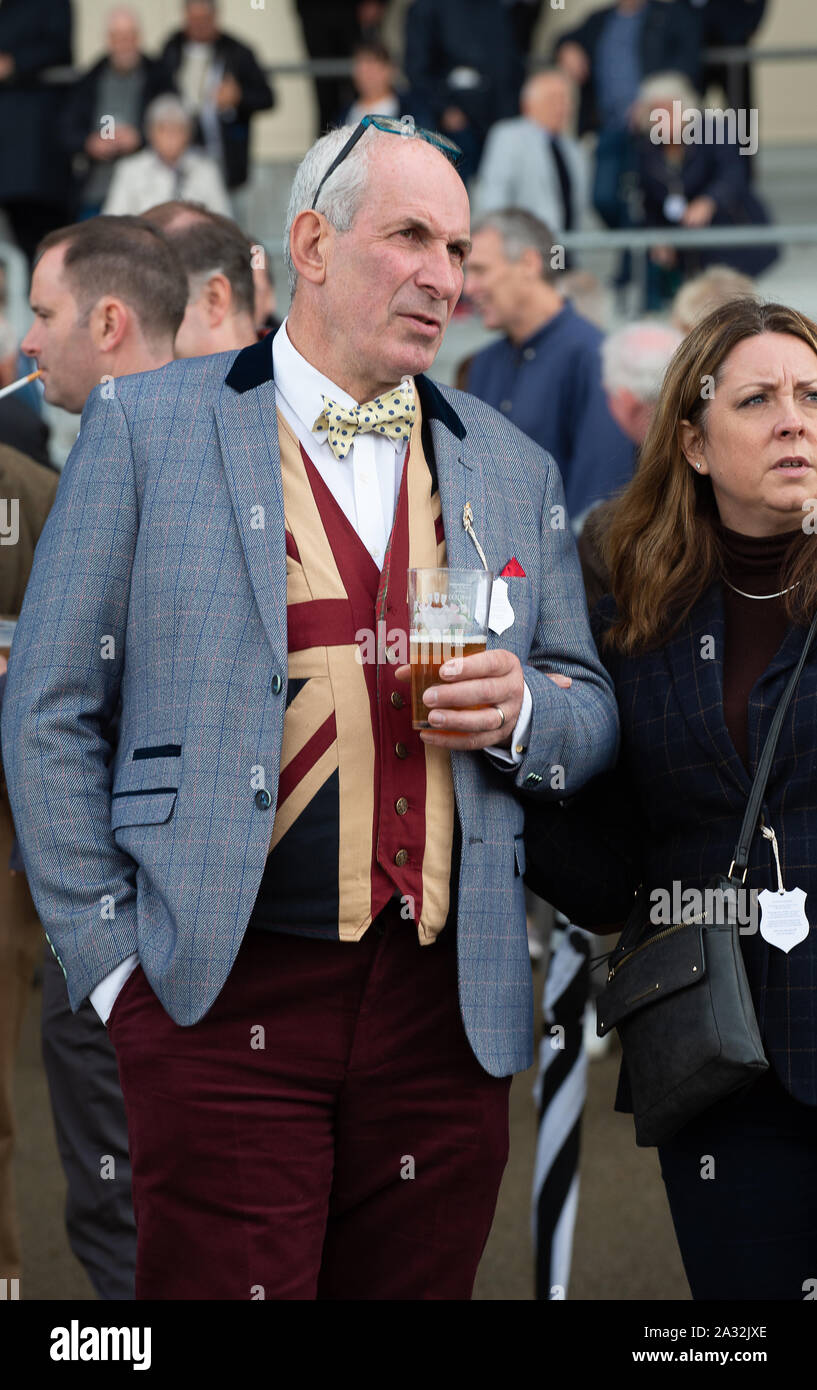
[394,848,408,867]
[390,690,404,709]
[395,796,408,815]
[395,741,408,759]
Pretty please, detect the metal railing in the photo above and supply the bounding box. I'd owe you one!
[32,45,817,87]
[559,222,817,312]
[561,225,815,252]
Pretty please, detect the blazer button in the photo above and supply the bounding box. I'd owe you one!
[394,848,409,867]
[271,674,283,695]
[395,796,408,815]
[395,741,408,759]
[255,788,272,809]
[390,691,404,709]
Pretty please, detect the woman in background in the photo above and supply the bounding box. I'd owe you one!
[526,299,817,1300]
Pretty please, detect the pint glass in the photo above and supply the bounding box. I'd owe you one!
[407,568,493,730]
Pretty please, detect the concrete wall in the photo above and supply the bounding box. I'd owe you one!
[71,0,817,157]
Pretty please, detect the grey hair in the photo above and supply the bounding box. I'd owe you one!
[472,208,559,282]
[601,320,683,405]
[520,65,570,106]
[145,94,193,132]
[284,124,377,297]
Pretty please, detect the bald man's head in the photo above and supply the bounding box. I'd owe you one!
[520,70,572,134]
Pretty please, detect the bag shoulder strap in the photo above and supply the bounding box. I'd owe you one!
[730,610,817,878]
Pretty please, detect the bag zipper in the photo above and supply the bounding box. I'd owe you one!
[607,916,702,981]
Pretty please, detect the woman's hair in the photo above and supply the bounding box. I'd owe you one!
[635,70,700,132]
[603,299,817,654]
[145,94,192,132]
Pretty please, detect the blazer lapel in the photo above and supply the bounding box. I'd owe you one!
[416,374,487,580]
[215,339,288,659]
[415,375,489,823]
[662,580,753,797]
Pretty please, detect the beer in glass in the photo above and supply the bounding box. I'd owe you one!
[407,568,493,730]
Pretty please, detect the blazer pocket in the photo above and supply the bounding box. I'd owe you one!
[514,833,526,877]
[111,789,177,830]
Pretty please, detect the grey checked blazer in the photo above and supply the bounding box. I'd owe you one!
[1,340,618,1076]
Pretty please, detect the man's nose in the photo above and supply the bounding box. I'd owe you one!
[417,243,462,300]
[20,327,39,358]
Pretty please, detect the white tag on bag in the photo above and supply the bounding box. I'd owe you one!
[758,823,809,952]
[758,888,810,954]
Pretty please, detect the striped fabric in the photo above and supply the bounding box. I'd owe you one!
[532,924,590,1299]
[249,404,454,941]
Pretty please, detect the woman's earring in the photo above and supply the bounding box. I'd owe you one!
[695,461,702,470]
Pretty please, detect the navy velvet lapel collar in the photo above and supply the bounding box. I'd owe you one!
[223,340,468,442]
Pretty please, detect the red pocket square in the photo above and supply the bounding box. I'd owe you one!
[500,557,526,578]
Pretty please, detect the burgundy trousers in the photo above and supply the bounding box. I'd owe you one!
[107,903,512,1300]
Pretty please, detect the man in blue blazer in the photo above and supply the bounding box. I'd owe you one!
[2,119,618,1299]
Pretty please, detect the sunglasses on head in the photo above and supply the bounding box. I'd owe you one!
[309,114,463,212]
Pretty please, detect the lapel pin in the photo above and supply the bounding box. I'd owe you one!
[462,501,489,571]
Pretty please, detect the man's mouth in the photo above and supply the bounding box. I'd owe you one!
[401,312,441,334]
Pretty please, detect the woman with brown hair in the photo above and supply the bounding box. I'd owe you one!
[526,298,817,1300]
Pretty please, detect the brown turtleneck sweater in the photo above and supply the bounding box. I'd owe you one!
[720,524,807,768]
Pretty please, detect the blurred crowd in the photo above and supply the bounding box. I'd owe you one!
[0,0,779,480]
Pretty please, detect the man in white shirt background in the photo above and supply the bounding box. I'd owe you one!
[159,0,275,195]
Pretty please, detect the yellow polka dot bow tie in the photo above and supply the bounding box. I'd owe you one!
[313,382,416,462]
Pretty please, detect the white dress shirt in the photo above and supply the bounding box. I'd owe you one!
[89,322,531,1023]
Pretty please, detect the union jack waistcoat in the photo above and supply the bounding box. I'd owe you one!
[247,404,455,942]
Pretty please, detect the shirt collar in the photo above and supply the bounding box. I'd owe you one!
[271,317,404,456]
[225,324,467,444]
[517,299,571,353]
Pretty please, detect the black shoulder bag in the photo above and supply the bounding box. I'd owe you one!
[596,612,817,1148]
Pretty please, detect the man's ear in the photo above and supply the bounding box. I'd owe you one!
[520,246,544,281]
[90,297,129,354]
[679,418,708,474]
[204,273,232,327]
[289,210,332,286]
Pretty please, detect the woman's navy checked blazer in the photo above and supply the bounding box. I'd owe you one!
[526,581,817,1107]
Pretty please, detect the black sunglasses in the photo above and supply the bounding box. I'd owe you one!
[310,114,463,212]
